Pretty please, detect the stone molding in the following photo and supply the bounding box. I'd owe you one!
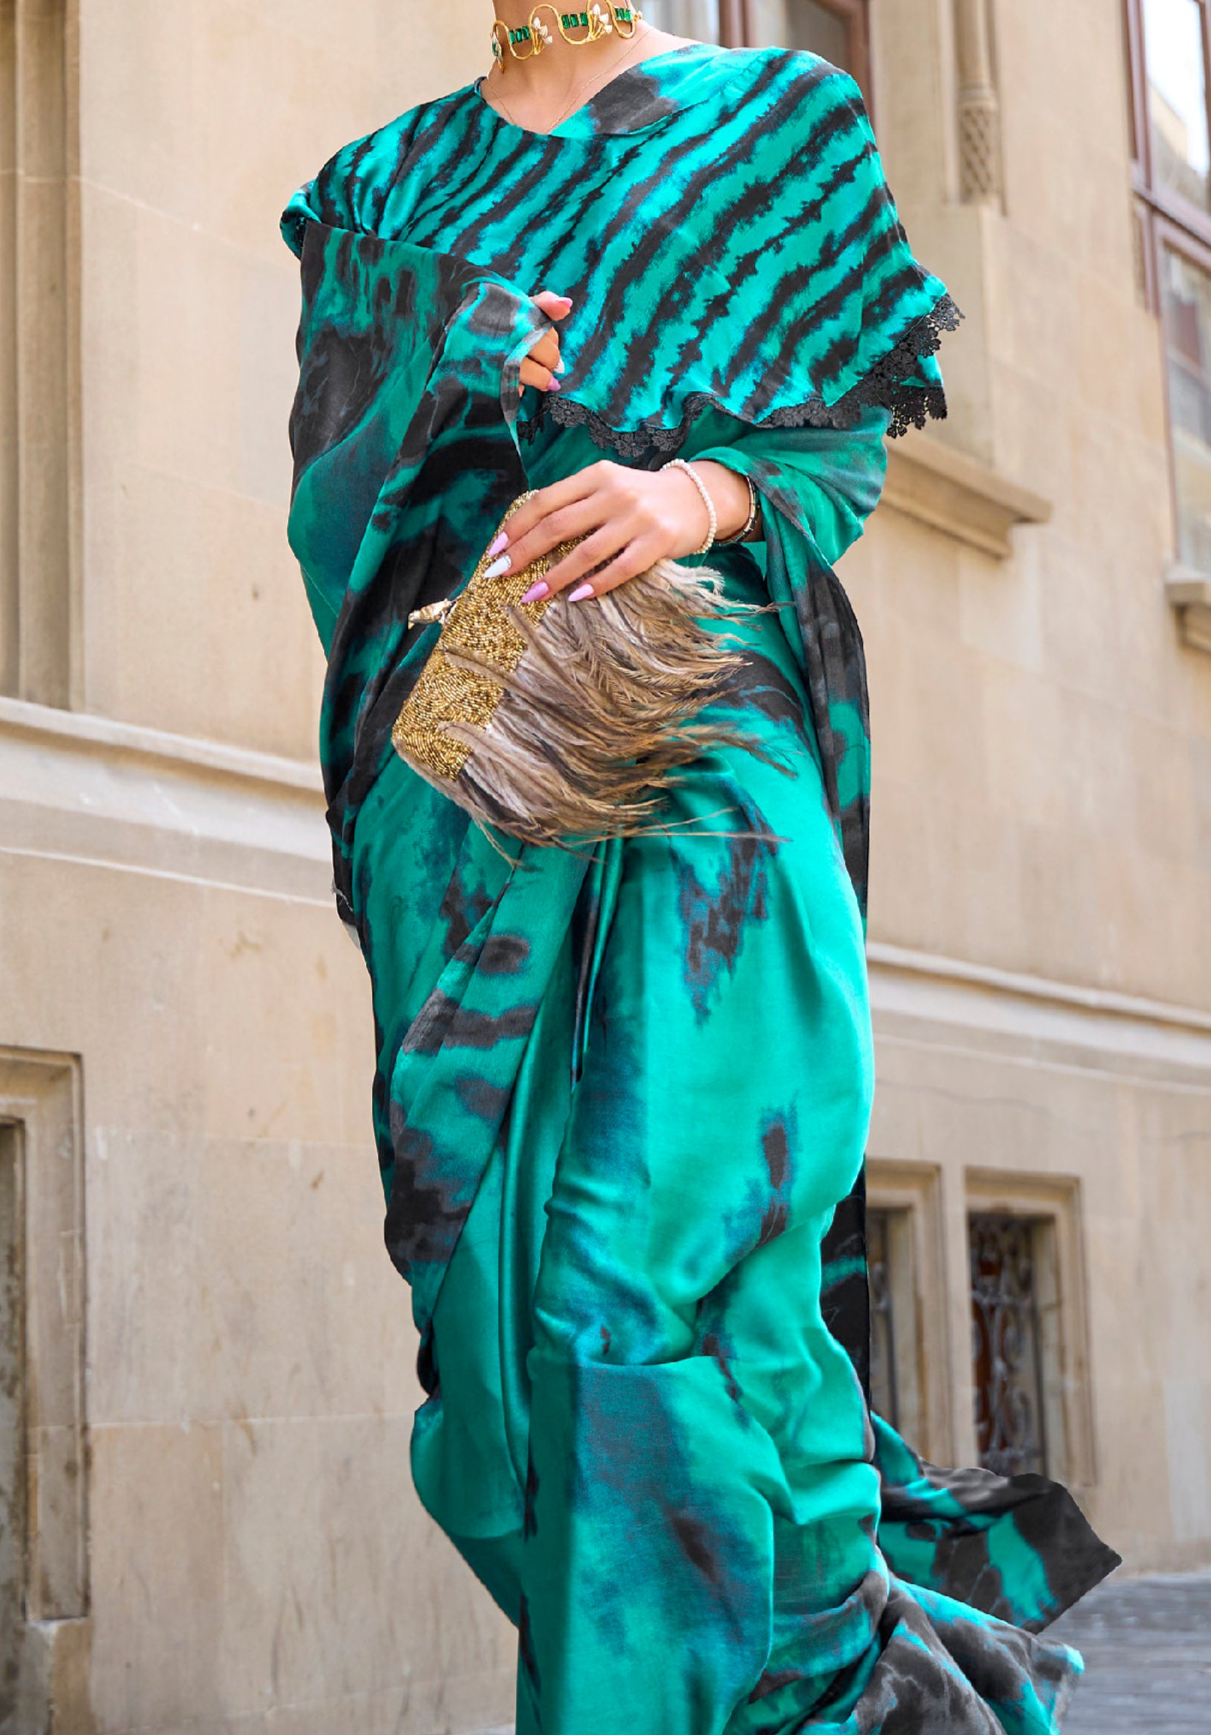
[0,697,323,792]
[1165,565,1211,654]
[867,940,1211,1073]
[0,698,331,901]
[882,433,1052,559]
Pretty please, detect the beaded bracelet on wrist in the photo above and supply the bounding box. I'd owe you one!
[714,472,759,546]
[661,458,717,555]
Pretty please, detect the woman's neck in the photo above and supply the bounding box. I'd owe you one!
[484,7,690,121]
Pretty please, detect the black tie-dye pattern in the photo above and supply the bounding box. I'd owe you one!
[281,41,1118,1735]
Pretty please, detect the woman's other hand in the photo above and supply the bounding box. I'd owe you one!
[519,290,572,396]
[483,460,753,604]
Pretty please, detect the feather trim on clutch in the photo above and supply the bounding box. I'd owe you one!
[391,491,767,847]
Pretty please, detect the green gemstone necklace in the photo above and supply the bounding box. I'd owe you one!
[486,8,651,133]
[490,5,644,70]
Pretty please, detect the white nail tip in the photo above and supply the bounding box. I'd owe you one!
[484,555,512,579]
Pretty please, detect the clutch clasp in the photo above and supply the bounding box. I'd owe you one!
[408,597,456,630]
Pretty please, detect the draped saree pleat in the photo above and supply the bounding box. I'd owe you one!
[281,41,1120,1735]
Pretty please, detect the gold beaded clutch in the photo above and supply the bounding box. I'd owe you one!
[390,491,756,847]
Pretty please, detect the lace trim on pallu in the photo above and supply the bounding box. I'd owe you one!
[518,293,965,459]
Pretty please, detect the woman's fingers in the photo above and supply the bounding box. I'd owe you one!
[480,457,702,601]
[483,461,666,596]
[494,466,606,566]
[515,318,565,395]
[532,289,573,322]
[518,355,560,393]
[517,521,635,602]
[496,499,617,590]
[559,536,662,603]
[512,290,572,394]
[527,327,562,372]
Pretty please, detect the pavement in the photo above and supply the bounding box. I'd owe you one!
[1049,1570,1211,1732]
[474,1572,1211,1733]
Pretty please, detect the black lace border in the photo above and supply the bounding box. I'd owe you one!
[518,292,964,459]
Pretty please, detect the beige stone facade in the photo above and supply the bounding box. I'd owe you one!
[0,1,1208,1730]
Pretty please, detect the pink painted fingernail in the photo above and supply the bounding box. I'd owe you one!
[567,583,594,603]
[546,377,561,391]
[484,555,511,579]
[487,532,508,557]
[520,580,549,605]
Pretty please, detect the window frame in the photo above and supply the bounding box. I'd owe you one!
[968,1210,1052,1477]
[964,1171,1096,1492]
[865,1159,949,1464]
[732,0,864,94]
[1125,0,1211,568]
[732,0,871,96]
[1125,0,1211,249]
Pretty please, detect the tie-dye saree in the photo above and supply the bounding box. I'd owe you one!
[281,42,1119,1735]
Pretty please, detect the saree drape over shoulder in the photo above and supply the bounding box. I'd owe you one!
[281,43,1118,1735]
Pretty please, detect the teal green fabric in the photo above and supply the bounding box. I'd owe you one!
[282,43,1119,1734]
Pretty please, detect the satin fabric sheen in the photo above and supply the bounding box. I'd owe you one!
[281,43,1120,1734]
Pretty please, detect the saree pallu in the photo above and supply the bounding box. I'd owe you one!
[282,43,1119,1734]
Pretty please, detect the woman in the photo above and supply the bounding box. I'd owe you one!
[281,11,1119,1733]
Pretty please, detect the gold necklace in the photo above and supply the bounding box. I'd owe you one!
[491,4,643,69]
[487,18,652,132]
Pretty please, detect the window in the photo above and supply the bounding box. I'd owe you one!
[864,1165,944,1459]
[1134,0,1211,212]
[969,1213,1050,1476]
[1162,247,1211,567]
[743,0,869,90]
[867,1207,904,1429]
[640,0,870,84]
[0,1125,22,1690]
[1,0,75,706]
[1126,0,1211,571]
[965,1173,1096,1490]
[0,1055,89,1729]
[640,0,728,41]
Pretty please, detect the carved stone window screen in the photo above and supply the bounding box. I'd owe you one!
[954,0,1003,205]
[968,1211,1050,1476]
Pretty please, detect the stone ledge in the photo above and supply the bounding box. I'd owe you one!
[0,698,331,899]
[867,940,1211,1083]
[1165,565,1211,653]
[882,433,1052,558]
[0,696,323,793]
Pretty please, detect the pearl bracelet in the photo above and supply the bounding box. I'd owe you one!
[661,457,717,556]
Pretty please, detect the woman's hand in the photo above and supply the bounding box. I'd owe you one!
[519,290,572,396]
[484,460,753,603]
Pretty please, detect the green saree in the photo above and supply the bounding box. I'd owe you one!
[281,42,1119,1735]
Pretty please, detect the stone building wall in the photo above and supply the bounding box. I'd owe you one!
[2,4,516,1731]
